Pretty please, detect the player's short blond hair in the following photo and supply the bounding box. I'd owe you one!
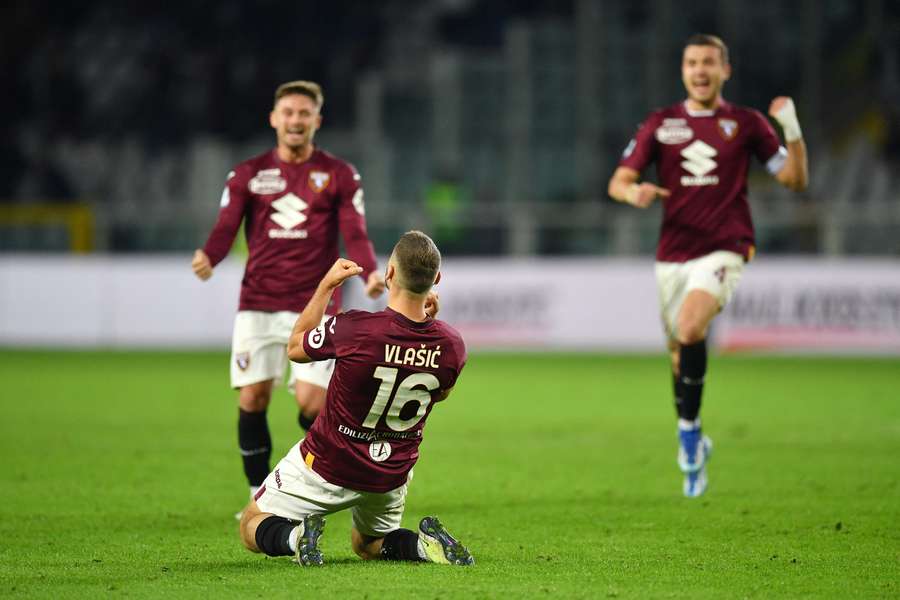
[391,231,441,294]
[274,80,324,110]
[684,34,729,65]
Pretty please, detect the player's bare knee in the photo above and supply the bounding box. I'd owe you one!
[239,384,272,412]
[239,502,265,552]
[676,319,707,345]
[295,382,326,414]
[239,520,261,552]
[352,544,379,560]
[351,530,382,560]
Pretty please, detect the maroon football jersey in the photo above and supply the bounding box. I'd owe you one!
[202,148,378,313]
[619,100,785,262]
[298,308,467,493]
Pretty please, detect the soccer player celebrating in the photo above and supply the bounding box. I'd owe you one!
[191,81,385,508]
[238,231,473,566]
[607,35,808,497]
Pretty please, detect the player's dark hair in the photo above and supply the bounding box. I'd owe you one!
[391,231,441,295]
[274,80,324,110]
[684,34,729,65]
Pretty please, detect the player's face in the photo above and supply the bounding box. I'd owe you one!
[270,94,322,151]
[681,45,730,108]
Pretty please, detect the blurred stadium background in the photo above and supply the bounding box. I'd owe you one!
[2,0,899,351]
[3,4,899,597]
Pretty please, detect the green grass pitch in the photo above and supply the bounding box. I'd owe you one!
[1,350,897,598]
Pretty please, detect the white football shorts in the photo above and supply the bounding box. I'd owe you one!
[230,310,334,390]
[255,444,408,537]
[655,250,745,340]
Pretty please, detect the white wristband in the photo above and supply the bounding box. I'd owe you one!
[773,98,802,142]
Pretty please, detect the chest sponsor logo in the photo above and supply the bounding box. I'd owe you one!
[680,140,719,186]
[249,168,287,195]
[269,192,309,239]
[718,118,739,140]
[369,441,392,462]
[656,119,694,145]
[308,171,331,193]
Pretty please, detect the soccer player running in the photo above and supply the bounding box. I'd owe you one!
[607,35,808,497]
[191,81,385,507]
[238,231,473,566]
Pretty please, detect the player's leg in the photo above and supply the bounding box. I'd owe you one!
[674,288,719,425]
[293,377,328,432]
[289,353,333,436]
[284,312,333,433]
[671,251,744,496]
[232,311,290,504]
[350,529,387,560]
[668,338,682,415]
[238,381,274,496]
[239,499,326,565]
[241,448,350,566]
[350,487,474,565]
[673,289,716,496]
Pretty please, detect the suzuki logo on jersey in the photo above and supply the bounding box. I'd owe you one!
[269,193,309,239]
[680,140,719,186]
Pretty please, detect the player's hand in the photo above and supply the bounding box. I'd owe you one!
[323,258,363,290]
[626,182,670,208]
[424,291,440,319]
[192,249,213,281]
[768,96,802,142]
[364,271,386,299]
[768,96,790,116]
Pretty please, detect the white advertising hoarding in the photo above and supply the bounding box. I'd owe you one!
[1,255,898,354]
[713,259,900,353]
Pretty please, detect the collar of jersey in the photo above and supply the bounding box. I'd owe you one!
[385,307,434,329]
[682,100,730,117]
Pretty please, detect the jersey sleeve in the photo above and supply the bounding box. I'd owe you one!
[336,163,378,280]
[749,110,788,175]
[202,168,250,266]
[302,311,360,361]
[618,113,660,173]
[444,329,468,390]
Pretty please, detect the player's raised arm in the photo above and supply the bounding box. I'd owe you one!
[608,166,671,209]
[287,259,363,362]
[769,97,808,191]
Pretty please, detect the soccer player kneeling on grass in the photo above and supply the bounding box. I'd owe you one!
[238,231,473,566]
